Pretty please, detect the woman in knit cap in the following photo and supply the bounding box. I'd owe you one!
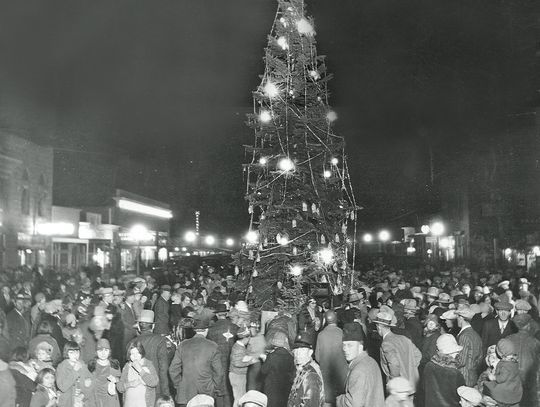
[423,334,465,407]
[260,331,294,407]
[483,338,523,407]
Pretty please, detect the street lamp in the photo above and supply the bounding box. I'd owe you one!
[430,222,445,262]
[130,224,149,276]
[378,230,391,242]
[226,238,235,247]
[184,231,197,243]
[430,222,445,236]
[205,235,216,246]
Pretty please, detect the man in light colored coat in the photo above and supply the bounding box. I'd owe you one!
[374,311,421,390]
[169,318,224,406]
[314,310,348,407]
[337,323,384,407]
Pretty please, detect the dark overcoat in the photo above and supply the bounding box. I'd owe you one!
[260,347,295,407]
[168,333,223,405]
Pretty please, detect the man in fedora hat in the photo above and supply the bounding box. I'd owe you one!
[154,285,172,335]
[374,311,421,391]
[401,299,423,351]
[337,323,384,407]
[169,318,223,406]
[6,292,31,349]
[455,306,483,387]
[120,287,140,349]
[287,330,324,407]
[207,303,238,407]
[128,309,171,398]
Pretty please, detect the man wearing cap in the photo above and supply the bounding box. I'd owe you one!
[506,314,540,407]
[455,306,483,387]
[6,292,31,349]
[229,326,257,407]
[423,334,465,407]
[287,331,324,407]
[154,285,172,335]
[207,303,238,407]
[401,299,423,351]
[337,323,384,407]
[314,310,347,407]
[374,311,421,390]
[481,299,517,354]
[187,394,216,407]
[239,390,267,407]
[128,310,171,398]
[169,318,223,406]
[457,386,482,407]
[99,287,114,308]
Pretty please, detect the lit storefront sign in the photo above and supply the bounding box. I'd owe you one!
[117,198,173,219]
[36,222,75,236]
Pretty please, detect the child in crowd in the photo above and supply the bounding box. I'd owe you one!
[56,341,94,407]
[30,368,58,407]
[384,377,414,407]
[87,338,121,407]
[483,338,523,407]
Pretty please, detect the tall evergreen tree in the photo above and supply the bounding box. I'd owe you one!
[235,0,358,311]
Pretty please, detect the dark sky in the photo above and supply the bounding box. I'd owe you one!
[0,0,538,235]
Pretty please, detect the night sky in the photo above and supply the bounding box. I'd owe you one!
[0,0,538,236]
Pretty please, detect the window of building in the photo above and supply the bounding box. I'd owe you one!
[21,169,30,215]
[37,174,47,217]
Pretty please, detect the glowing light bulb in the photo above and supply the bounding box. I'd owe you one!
[323,170,332,178]
[319,248,334,265]
[296,18,315,36]
[245,231,259,244]
[290,265,302,276]
[263,82,279,99]
[226,238,234,247]
[330,157,339,165]
[363,233,373,243]
[259,157,268,165]
[259,110,272,123]
[326,111,338,122]
[277,36,289,50]
[309,70,320,80]
[278,157,295,172]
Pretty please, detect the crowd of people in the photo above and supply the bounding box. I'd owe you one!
[0,262,538,407]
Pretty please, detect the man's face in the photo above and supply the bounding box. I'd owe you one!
[182,297,191,307]
[103,293,113,304]
[497,309,510,321]
[308,300,316,310]
[342,341,361,362]
[459,399,473,407]
[14,299,24,311]
[293,347,313,367]
[162,291,171,301]
[520,283,529,292]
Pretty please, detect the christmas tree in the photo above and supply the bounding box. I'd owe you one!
[235,0,359,312]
